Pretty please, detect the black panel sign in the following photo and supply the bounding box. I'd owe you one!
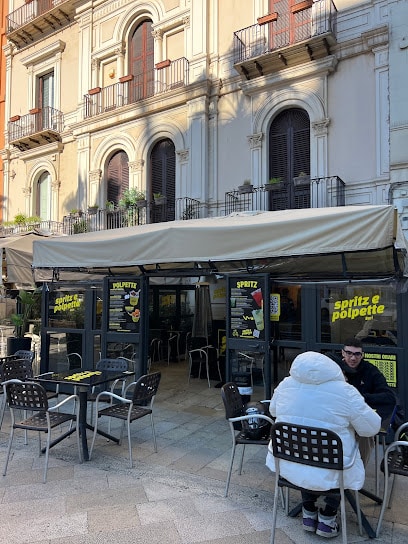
[229,278,265,340]
[107,279,141,333]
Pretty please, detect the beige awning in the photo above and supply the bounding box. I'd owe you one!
[32,206,408,280]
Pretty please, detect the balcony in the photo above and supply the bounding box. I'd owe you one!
[6,0,77,49]
[233,0,337,80]
[84,57,189,118]
[224,176,345,214]
[63,197,202,235]
[8,107,64,151]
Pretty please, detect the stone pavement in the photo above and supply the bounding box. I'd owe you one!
[0,359,407,544]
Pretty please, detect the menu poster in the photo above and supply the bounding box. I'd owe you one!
[108,279,141,333]
[229,279,265,340]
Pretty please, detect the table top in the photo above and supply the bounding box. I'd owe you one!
[34,369,134,388]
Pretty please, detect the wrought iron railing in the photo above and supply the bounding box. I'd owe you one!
[84,57,189,118]
[6,0,68,33]
[224,176,345,215]
[62,197,202,235]
[8,107,64,142]
[0,220,64,236]
[233,0,337,64]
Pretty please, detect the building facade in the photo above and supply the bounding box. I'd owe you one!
[0,0,407,235]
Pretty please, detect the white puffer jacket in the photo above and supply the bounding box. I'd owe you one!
[266,351,381,491]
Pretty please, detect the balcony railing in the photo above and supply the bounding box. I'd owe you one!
[84,57,189,118]
[224,176,345,215]
[63,197,202,235]
[0,220,64,237]
[6,0,76,48]
[8,107,64,151]
[233,0,337,77]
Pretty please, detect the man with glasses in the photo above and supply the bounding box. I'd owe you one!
[342,337,396,465]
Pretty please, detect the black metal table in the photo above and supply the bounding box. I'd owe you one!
[34,369,134,461]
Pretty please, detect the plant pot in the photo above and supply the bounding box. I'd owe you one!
[7,336,31,355]
[136,199,147,208]
[293,175,310,187]
[88,207,98,215]
[238,184,254,194]
[154,196,167,206]
[264,182,284,191]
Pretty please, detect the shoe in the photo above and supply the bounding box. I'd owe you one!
[302,507,318,532]
[316,511,339,538]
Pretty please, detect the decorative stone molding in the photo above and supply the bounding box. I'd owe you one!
[22,187,31,196]
[89,169,102,183]
[128,160,144,173]
[152,29,163,41]
[177,150,189,163]
[312,118,330,136]
[51,180,61,190]
[247,133,263,149]
[182,16,190,28]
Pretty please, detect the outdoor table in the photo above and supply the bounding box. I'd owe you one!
[34,369,134,461]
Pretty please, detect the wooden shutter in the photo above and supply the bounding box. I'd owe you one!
[107,151,129,206]
[129,20,154,98]
[150,139,176,222]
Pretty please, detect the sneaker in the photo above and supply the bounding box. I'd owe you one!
[316,511,339,538]
[302,507,318,532]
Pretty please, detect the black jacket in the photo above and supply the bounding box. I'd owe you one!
[346,359,396,420]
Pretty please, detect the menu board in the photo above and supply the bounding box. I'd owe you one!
[107,279,141,333]
[229,278,265,340]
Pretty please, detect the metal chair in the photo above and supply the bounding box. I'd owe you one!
[188,346,222,388]
[13,350,35,365]
[269,422,362,544]
[167,332,180,365]
[376,421,408,537]
[66,352,82,370]
[2,380,81,483]
[221,382,273,497]
[89,371,161,468]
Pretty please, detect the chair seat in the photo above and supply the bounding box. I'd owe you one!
[14,411,76,432]
[235,430,270,445]
[278,475,341,495]
[97,403,152,422]
[381,449,408,476]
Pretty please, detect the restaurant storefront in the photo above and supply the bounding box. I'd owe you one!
[33,206,408,412]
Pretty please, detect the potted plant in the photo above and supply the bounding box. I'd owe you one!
[119,188,147,209]
[70,208,83,218]
[153,192,167,205]
[8,289,40,354]
[88,203,99,215]
[105,200,115,212]
[293,171,311,187]
[264,177,284,191]
[238,179,254,194]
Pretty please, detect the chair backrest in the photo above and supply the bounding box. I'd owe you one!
[1,358,33,382]
[13,350,35,364]
[6,380,48,412]
[271,422,344,470]
[221,382,246,420]
[96,358,129,372]
[131,372,161,405]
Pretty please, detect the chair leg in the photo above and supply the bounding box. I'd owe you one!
[376,472,394,537]
[225,442,237,497]
[150,412,157,452]
[3,426,15,477]
[127,420,133,468]
[238,444,245,474]
[270,476,280,544]
[339,487,347,544]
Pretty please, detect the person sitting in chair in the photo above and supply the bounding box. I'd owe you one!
[266,351,380,538]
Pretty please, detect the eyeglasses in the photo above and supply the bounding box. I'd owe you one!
[343,350,363,358]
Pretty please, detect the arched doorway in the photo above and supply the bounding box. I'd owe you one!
[150,139,175,223]
[268,108,310,210]
[36,171,51,220]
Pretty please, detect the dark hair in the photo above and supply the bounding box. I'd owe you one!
[343,337,363,349]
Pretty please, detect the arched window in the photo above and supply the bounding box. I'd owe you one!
[269,108,310,210]
[150,139,175,223]
[36,171,51,220]
[106,151,129,206]
[129,19,154,100]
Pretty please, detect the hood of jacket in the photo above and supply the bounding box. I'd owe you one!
[289,351,345,385]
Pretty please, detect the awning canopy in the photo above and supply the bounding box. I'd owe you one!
[32,206,408,281]
[1,231,59,288]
